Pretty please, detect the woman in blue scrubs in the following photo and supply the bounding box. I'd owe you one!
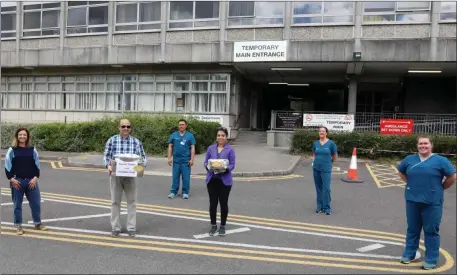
[312,126,337,215]
[397,136,456,270]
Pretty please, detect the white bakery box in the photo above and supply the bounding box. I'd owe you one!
[110,154,145,177]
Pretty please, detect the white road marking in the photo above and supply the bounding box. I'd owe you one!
[1,222,400,260]
[28,212,127,223]
[1,199,44,206]
[357,243,385,252]
[16,196,406,248]
[193,227,251,239]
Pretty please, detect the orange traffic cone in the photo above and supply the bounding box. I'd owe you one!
[341,148,364,183]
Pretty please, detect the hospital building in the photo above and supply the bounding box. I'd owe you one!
[1,1,456,146]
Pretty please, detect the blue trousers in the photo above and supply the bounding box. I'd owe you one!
[171,162,191,195]
[313,169,332,213]
[403,200,443,265]
[10,178,42,226]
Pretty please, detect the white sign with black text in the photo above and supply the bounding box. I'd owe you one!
[303,114,355,132]
[115,159,139,177]
[189,115,223,125]
[233,41,288,62]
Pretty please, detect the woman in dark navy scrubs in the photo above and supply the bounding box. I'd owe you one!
[312,126,337,215]
[397,136,456,270]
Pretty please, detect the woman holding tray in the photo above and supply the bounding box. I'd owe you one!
[203,127,236,237]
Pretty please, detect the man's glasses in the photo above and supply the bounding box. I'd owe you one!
[121,125,131,129]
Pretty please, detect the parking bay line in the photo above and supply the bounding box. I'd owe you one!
[2,230,431,274]
[1,195,407,259]
[357,243,385,253]
[1,222,400,260]
[1,192,407,248]
[29,212,127,223]
[1,199,44,206]
[193,227,251,239]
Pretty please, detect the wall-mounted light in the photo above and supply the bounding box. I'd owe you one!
[288,83,309,86]
[408,70,442,73]
[269,82,288,85]
[270,68,302,71]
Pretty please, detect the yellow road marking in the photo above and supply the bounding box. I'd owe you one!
[366,164,383,188]
[46,161,303,182]
[0,226,418,266]
[1,190,454,273]
[0,188,437,238]
[2,231,438,273]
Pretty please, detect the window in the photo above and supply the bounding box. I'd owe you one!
[0,73,229,113]
[22,2,60,37]
[67,1,109,35]
[363,1,431,23]
[293,2,354,25]
[169,1,219,29]
[228,1,284,26]
[173,74,227,113]
[115,1,161,32]
[1,2,16,39]
[440,2,456,22]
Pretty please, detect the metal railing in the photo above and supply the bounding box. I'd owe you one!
[271,110,456,136]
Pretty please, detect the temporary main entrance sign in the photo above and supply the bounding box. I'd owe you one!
[233,41,288,62]
[303,114,355,132]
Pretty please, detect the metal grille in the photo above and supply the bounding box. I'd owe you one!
[271,110,456,136]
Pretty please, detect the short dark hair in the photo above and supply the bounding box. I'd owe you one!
[217,127,228,136]
[178,119,187,125]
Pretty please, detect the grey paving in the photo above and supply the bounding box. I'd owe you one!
[1,145,302,177]
[1,163,456,274]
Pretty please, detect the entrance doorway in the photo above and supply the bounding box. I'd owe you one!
[258,83,347,129]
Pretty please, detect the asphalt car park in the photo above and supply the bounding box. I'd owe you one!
[1,161,455,274]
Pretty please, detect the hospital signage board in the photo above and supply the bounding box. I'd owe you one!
[380,119,414,135]
[233,41,287,62]
[189,115,223,125]
[303,114,355,132]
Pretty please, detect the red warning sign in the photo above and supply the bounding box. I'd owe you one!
[380,119,414,135]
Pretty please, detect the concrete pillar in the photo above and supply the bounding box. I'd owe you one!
[430,1,440,61]
[354,2,362,53]
[283,1,292,40]
[107,1,115,63]
[59,1,66,61]
[348,78,357,114]
[15,1,21,67]
[219,1,227,61]
[160,1,167,61]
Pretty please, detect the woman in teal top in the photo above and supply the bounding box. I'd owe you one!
[312,126,337,215]
[397,136,456,270]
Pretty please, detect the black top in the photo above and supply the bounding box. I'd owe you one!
[4,146,40,180]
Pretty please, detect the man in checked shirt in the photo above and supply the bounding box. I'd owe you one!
[103,119,147,237]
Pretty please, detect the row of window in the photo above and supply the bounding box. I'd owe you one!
[1,1,455,39]
[0,74,229,113]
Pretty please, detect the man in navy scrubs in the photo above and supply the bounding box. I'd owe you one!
[167,119,196,199]
[397,136,456,270]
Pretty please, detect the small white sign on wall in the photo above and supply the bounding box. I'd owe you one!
[233,41,288,62]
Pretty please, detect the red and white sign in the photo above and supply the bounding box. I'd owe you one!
[380,119,414,135]
[303,114,355,132]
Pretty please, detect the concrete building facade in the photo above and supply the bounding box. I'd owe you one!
[1,1,456,138]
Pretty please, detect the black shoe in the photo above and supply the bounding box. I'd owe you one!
[218,226,226,237]
[325,212,332,215]
[316,210,323,213]
[111,231,120,237]
[209,225,217,236]
[127,231,136,237]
